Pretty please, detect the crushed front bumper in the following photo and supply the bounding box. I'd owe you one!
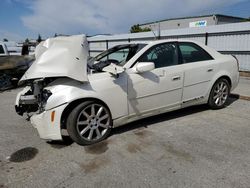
[29,103,68,140]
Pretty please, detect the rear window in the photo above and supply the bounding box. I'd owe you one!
[179,42,213,63]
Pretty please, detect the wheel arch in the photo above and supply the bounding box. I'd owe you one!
[205,73,232,102]
[207,75,231,109]
[216,75,232,88]
[210,71,232,92]
[60,97,112,130]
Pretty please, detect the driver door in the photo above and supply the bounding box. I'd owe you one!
[127,43,184,115]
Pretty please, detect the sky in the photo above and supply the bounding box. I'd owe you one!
[0,0,250,42]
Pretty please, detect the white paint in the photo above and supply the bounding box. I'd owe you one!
[20,35,89,83]
[15,38,239,140]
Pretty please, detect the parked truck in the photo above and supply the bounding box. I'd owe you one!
[0,42,35,90]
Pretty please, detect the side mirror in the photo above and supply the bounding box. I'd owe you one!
[136,62,155,73]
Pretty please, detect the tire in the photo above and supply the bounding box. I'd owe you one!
[208,78,230,109]
[66,101,112,145]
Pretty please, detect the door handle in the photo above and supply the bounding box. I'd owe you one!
[172,76,181,81]
[207,68,213,72]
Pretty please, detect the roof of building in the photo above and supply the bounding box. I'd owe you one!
[139,14,247,26]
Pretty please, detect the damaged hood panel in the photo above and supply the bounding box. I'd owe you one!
[20,35,89,83]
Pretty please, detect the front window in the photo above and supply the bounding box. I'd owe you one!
[138,43,179,68]
[98,48,130,66]
[89,44,146,72]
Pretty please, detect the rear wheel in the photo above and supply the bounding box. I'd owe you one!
[208,78,230,109]
[66,101,112,145]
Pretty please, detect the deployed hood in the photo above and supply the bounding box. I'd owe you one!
[20,34,89,83]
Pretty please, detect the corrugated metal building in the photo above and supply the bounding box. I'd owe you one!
[88,21,250,71]
[140,14,246,30]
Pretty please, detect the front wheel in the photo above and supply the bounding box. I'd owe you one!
[208,78,230,109]
[66,101,112,145]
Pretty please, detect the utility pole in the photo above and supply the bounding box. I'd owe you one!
[158,22,161,40]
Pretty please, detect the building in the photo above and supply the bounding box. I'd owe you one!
[89,20,250,72]
[140,14,246,31]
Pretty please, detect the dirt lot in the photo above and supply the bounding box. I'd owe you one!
[0,88,250,188]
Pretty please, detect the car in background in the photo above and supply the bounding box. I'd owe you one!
[15,35,239,145]
[0,42,34,90]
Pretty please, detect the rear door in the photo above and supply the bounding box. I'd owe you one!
[178,42,217,105]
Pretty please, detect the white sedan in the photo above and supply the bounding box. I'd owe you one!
[15,35,239,145]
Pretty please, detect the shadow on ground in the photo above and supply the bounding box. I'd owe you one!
[112,97,238,136]
[41,97,239,147]
[47,136,74,149]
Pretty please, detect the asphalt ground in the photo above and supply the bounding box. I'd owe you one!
[232,76,250,100]
[0,88,250,188]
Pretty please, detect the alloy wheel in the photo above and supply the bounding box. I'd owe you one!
[212,81,229,106]
[76,104,110,141]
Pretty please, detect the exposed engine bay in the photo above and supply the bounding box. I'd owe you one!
[15,35,89,117]
[15,78,53,116]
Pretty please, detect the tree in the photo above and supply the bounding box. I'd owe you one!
[25,38,29,43]
[54,33,58,37]
[130,24,151,33]
[37,34,42,43]
[3,38,8,42]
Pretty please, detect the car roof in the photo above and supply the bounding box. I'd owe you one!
[124,39,202,46]
[149,39,201,44]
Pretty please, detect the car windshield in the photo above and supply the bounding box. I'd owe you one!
[88,44,146,72]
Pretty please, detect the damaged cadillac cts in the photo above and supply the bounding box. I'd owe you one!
[15,35,239,145]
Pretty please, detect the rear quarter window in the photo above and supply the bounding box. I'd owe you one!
[179,42,213,63]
